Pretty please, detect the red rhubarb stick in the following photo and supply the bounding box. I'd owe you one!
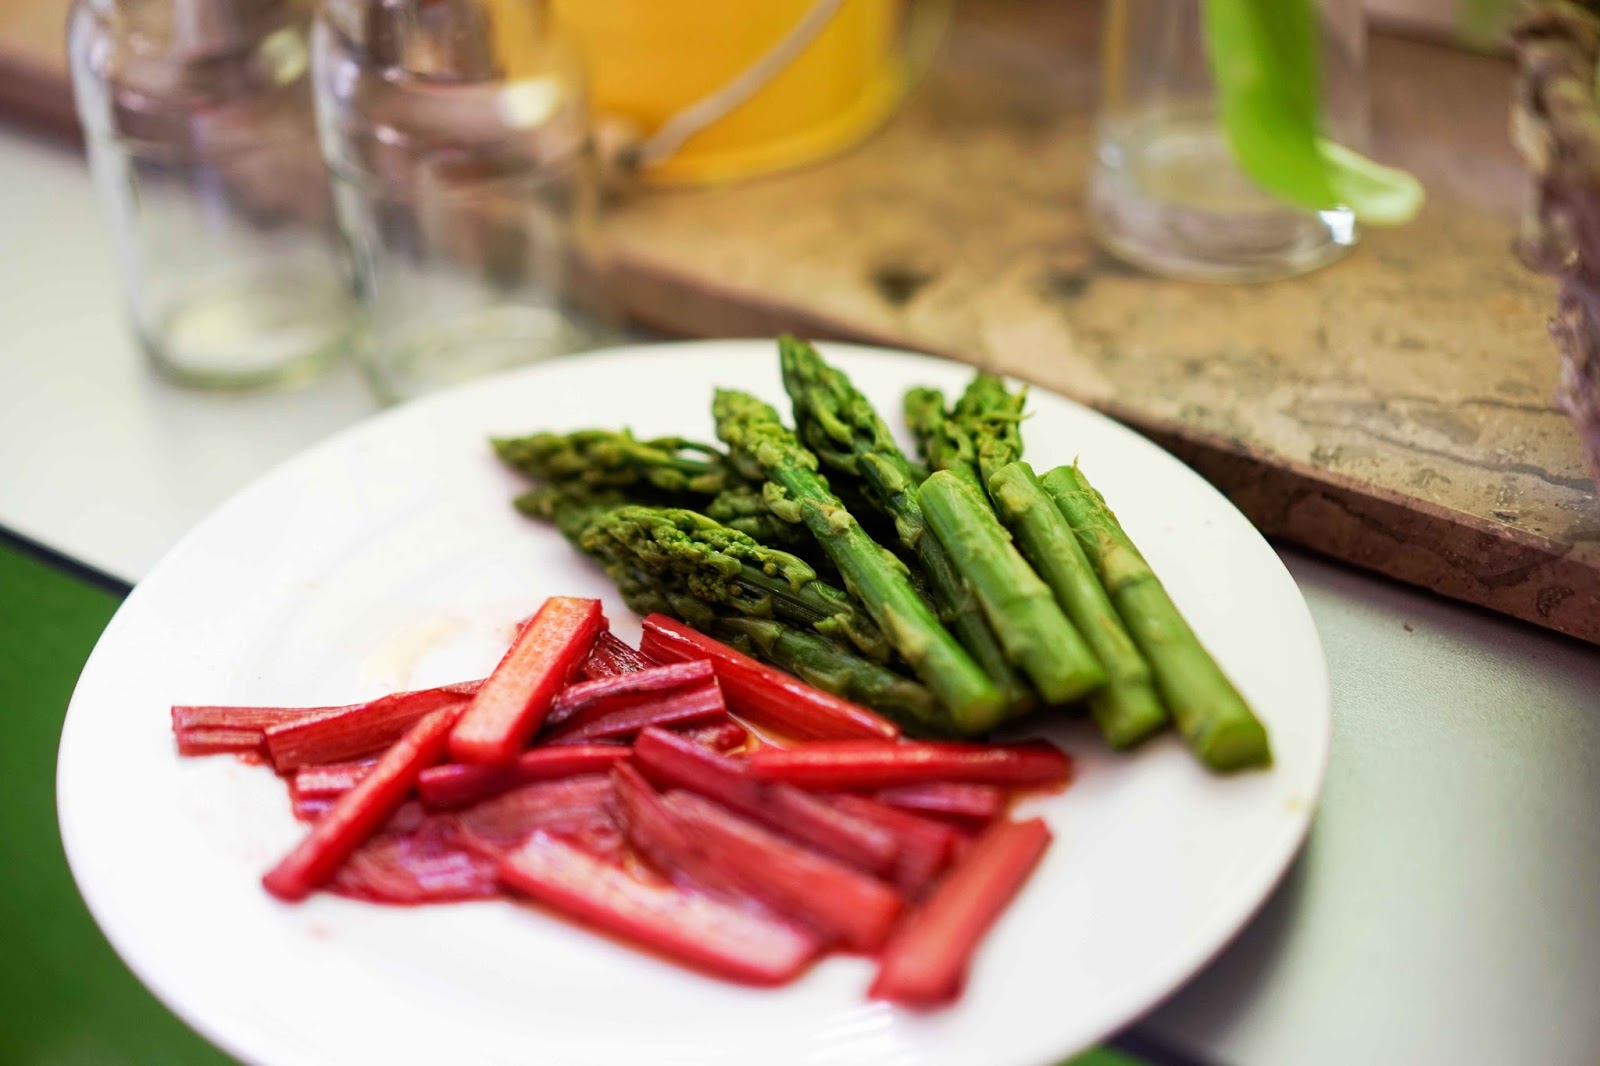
[417,745,630,810]
[545,682,725,745]
[175,727,269,756]
[578,630,653,681]
[609,764,747,899]
[262,704,464,902]
[825,794,961,899]
[263,681,482,772]
[747,740,1072,791]
[546,660,715,730]
[499,831,821,986]
[675,717,748,754]
[448,597,604,764]
[451,774,621,858]
[875,782,1007,825]
[291,760,376,800]
[172,702,351,734]
[638,615,899,741]
[661,790,904,952]
[632,728,897,876]
[869,817,1053,1006]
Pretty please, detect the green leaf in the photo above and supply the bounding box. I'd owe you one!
[1203,0,1424,226]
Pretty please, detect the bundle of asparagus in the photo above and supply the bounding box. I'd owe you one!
[493,338,1271,772]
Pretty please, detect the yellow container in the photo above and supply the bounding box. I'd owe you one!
[552,0,907,185]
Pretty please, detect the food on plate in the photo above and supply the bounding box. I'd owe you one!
[496,336,1269,771]
[175,608,1059,1005]
[1040,465,1271,772]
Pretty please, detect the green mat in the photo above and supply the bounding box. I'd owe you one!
[0,538,1148,1066]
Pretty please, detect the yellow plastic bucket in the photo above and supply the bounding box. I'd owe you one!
[552,0,910,185]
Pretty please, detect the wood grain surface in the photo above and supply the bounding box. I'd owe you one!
[4,0,1597,643]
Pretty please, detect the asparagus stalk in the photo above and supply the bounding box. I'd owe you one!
[951,373,1027,487]
[498,430,816,556]
[918,471,1104,705]
[903,387,985,496]
[714,617,948,736]
[492,430,731,494]
[778,338,1034,715]
[989,461,1168,748]
[1039,464,1271,771]
[578,505,891,662]
[713,388,1004,733]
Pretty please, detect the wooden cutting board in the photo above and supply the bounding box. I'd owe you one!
[7,0,1598,645]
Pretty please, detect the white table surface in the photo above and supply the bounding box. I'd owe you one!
[4,125,1600,1066]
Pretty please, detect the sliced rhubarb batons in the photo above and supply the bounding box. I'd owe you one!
[498,831,821,986]
[637,615,898,741]
[546,660,715,730]
[175,727,271,756]
[660,790,904,952]
[291,759,376,800]
[262,704,465,901]
[747,740,1072,791]
[578,630,653,681]
[632,728,897,876]
[448,597,604,764]
[874,782,1007,825]
[263,680,482,771]
[825,794,962,899]
[869,817,1052,1006]
[417,745,629,810]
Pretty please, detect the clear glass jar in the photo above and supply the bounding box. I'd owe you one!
[69,0,352,388]
[313,0,618,405]
[1087,0,1368,283]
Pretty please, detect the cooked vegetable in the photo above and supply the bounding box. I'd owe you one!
[578,630,651,679]
[417,745,630,810]
[631,726,898,875]
[639,614,900,742]
[448,596,605,764]
[660,788,906,951]
[1040,464,1271,771]
[869,817,1052,1005]
[747,739,1072,791]
[713,617,945,736]
[780,337,1033,715]
[547,659,716,729]
[498,830,823,986]
[989,461,1168,748]
[264,680,482,772]
[714,388,1003,731]
[578,504,889,661]
[263,704,465,902]
[919,471,1104,705]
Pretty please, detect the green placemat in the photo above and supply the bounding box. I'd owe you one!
[0,537,1151,1066]
[0,541,233,1066]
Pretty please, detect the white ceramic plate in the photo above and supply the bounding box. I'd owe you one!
[58,340,1330,1066]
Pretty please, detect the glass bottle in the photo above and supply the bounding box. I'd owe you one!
[313,0,617,404]
[1087,0,1368,283]
[69,0,352,388]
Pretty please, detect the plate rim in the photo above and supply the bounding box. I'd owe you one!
[57,338,1333,1066]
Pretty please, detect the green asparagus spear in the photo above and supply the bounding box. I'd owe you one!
[951,373,1027,487]
[918,470,1105,705]
[576,505,891,662]
[989,461,1168,748]
[1040,464,1271,771]
[778,338,1034,715]
[513,483,629,544]
[713,387,1004,732]
[493,430,731,494]
[903,387,985,496]
[715,617,947,735]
